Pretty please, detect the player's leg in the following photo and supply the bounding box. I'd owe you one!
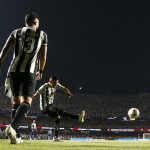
[30,130,33,140]
[34,130,37,140]
[8,73,35,143]
[9,73,21,120]
[53,118,61,141]
[43,107,61,141]
[10,97,32,143]
[5,73,21,144]
[6,98,22,143]
[58,109,86,122]
[11,96,23,139]
[4,75,21,120]
[4,75,21,138]
[11,102,20,120]
[11,73,36,130]
[5,101,20,144]
[6,95,27,144]
[11,96,31,130]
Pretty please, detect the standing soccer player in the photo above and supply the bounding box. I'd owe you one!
[0,12,48,144]
[30,120,37,140]
[33,75,85,141]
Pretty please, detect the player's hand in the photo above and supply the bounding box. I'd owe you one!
[36,71,42,80]
[67,92,73,98]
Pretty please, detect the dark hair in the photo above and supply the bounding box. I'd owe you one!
[49,75,59,81]
[25,12,39,25]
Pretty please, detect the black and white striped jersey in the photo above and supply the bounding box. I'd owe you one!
[8,26,48,73]
[35,82,63,110]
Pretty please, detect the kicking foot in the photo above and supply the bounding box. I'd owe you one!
[79,110,85,123]
[5,125,17,144]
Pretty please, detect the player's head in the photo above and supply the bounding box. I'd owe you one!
[33,120,36,123]
[25,12,39,29]
[49,75,59,87]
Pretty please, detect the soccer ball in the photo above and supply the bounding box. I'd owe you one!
[128,108,140,120]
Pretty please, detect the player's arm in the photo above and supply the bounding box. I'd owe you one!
[36,45,47,80]
[39,44,47,72]
[0,36,15,65]
[36,32,48,80]
[32,83,49,100]
[57,83,73,97]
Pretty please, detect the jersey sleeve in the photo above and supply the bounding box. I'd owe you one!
[41,31,48,45]
[8,30,17,40]
[36,83,49,95]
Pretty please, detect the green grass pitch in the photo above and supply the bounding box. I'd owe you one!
[0,139,150,150]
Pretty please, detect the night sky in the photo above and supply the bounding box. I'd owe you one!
[0,0,150,94]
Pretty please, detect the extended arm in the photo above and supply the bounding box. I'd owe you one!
[57,83,73,97]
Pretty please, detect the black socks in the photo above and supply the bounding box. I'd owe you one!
[11,104,20,119]
[11,102,30,130]
[54,119,60,138]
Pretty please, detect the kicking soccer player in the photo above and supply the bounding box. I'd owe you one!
[0,12,48,144]
[33,75,85,141]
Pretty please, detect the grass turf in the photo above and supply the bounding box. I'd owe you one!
[0,139,150,150]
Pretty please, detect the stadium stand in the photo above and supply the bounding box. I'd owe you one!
[1,86,150,139]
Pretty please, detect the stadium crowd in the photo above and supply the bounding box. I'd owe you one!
[1,87,150,139]
[0,87,150,128]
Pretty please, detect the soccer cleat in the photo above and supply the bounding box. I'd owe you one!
[5,125,17,144]
[79,110,85,123]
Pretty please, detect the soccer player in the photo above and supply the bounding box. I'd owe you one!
[47,129,53,140]
[33,75,85,141]
[0,12,48,144]
[30,120,37,140]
